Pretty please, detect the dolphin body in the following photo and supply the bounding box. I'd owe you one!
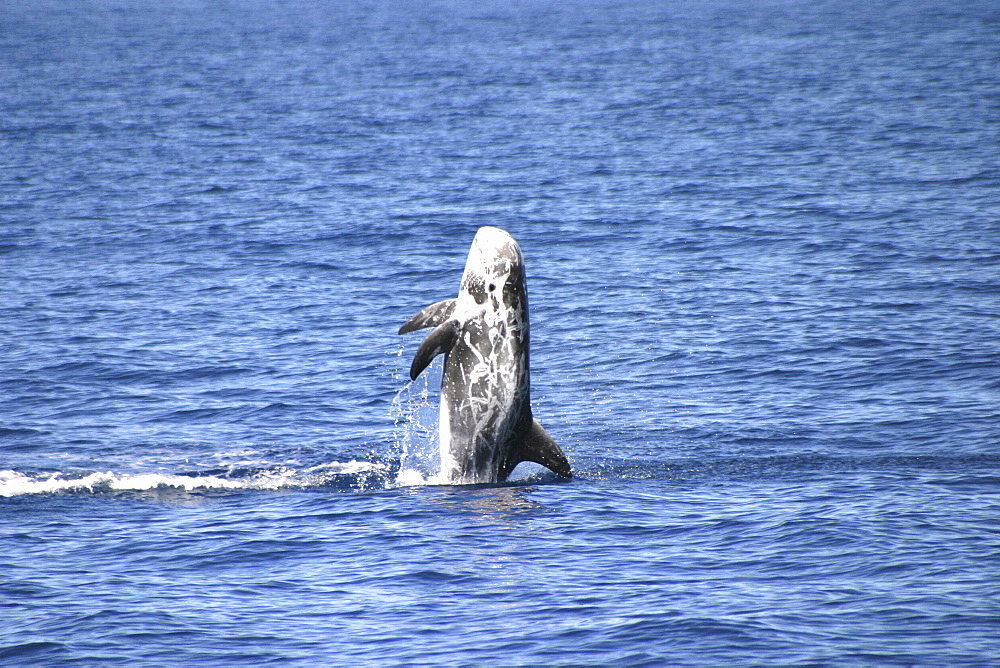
[398,226,571,484]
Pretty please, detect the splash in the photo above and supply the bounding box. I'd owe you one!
[389,347,444,486]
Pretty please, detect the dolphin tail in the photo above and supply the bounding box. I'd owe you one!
[398,299,457,335]
[518,419,571,479]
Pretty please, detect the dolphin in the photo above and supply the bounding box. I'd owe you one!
[398,226,571,484]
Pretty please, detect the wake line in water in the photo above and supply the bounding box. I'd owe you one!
[0,461,390,498]
[0,350,443,499]
[1,350,527,499]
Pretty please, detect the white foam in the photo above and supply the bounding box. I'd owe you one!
[395,468,428,487]
[0,461,388,498]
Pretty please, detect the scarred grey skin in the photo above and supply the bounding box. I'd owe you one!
[399,226,570,484]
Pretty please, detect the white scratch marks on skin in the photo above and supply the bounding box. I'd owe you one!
[434,228,532,484]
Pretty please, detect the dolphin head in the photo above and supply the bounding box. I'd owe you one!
[459,226,527,317]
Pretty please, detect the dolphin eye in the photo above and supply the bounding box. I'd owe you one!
[488,283,496,291]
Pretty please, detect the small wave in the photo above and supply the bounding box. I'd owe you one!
[0,461,389,498]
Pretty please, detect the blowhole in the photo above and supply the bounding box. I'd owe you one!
[488,283,496,291]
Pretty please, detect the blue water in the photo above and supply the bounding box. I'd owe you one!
[3,0,1000,663]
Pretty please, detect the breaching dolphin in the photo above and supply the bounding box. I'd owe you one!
[398,226,571,484]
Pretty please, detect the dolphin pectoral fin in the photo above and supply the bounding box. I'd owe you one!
[410,320,459,380]
[521,419,571,478]
[399,299,457,335]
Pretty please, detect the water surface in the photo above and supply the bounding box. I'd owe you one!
[2,0,999,663]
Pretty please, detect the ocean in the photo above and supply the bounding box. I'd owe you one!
[2,0,999,663]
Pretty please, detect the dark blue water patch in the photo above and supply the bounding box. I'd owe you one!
[0,642,70,662]
[583,452,1000,485]
[0,427,50,440]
